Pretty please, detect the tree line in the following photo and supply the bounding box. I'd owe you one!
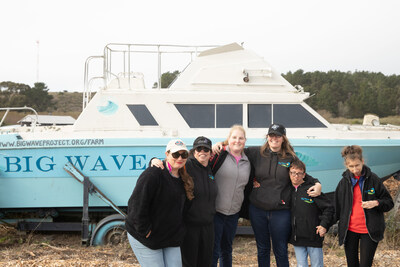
[2,70,400,118]
[0,81,53,112]
[283,70,400,118]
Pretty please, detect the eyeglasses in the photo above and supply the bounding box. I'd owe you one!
[195,146,210,153]
[171,151,189,159]
[289,171,304,177]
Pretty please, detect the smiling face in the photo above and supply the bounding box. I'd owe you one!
[165,150,188,172]
[267,133,283,152]
[345,158,364,177]
[194,147,211,166]
[228,129,246,155]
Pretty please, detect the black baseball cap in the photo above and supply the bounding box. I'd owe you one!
[268,124,286,136]
[193,136,212,150]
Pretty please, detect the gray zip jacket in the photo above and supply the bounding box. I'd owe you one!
[214,147,251,215]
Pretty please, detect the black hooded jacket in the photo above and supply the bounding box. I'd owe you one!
[334,165,394,245]
[125,162,187,249]
[184,156,217,225]
[246,146,294,211]
[289,174,335,247]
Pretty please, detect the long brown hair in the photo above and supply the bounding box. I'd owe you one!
[179,166,194,200]
[260,134,296,158]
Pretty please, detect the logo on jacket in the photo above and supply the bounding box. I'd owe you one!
[208,174,215,180]
[301,197,314,204]
[365,188,375,195]
[278,162,291,168]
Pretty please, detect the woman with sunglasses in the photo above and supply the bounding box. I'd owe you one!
[125,139,194,267]
[150,136,218,267]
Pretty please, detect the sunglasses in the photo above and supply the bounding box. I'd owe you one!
[268,133,282,138]
[171,151,189,159]
[195,146,210,153]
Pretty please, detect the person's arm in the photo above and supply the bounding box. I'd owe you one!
[128,170,160,238]
[362,177,394,211]
[307,183,322,197]
[334,182,342,223]
[314,193,335,236]
[315,225,327,237]
[212,142,224,155]
[150,158,164,169]
[304,174,321,197]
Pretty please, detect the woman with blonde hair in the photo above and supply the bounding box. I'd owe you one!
[211,124,252,267]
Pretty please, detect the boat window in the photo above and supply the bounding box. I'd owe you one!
[248,104,272,128]
[127,105,158,126]
[273,104,326,128]
[217,104,243,128]
[175,104,215,128]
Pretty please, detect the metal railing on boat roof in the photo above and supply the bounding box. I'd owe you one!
[0,107,39,129]
[83,43,219,110]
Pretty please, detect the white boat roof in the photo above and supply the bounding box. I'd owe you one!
[172,43,297,93]
[1,43,399,141]
[18,115,76,125]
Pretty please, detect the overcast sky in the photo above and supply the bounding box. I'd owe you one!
[1,0,399,92]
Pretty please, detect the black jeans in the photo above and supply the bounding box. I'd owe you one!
[344,230,378,267]
[181,223,214,267]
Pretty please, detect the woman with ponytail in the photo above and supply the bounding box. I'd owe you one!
[126,139,194,267]
[335,145,393,267]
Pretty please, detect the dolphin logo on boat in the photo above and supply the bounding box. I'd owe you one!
[97,100,118,115]
[295,152,319,167]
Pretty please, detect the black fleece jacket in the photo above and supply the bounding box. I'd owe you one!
[246,147,295,211]
[289,174,335,248]
[184,156,217,226]
[125,162,187,249]
[335,165,394,245]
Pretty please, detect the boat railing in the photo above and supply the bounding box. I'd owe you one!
[0,107,39,130]
[83,43,218,110]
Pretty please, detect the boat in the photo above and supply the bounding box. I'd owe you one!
[1,43,399,243]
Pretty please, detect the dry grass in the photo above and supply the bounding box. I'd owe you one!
[317,109,400,126]
[1,227,400,267]
[0,171,399,267]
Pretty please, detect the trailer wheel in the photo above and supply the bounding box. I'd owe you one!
[90,214,126,246]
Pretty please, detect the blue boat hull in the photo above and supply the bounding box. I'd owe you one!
[1,137,399,209]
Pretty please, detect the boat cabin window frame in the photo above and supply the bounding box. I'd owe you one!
[273,104,327,128]
[174,104,243,128]
[127,104,159,126]
[174,103,327,129]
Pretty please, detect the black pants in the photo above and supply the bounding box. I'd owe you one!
[344,230,378,267]
[181,223,214,267]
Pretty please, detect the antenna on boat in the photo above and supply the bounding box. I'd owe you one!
[36,40,40,82]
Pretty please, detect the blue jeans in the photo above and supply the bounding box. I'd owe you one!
[249,203,291,267]
[212,212,239,267]
[293,246,323,267]
[127,232,182,267]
